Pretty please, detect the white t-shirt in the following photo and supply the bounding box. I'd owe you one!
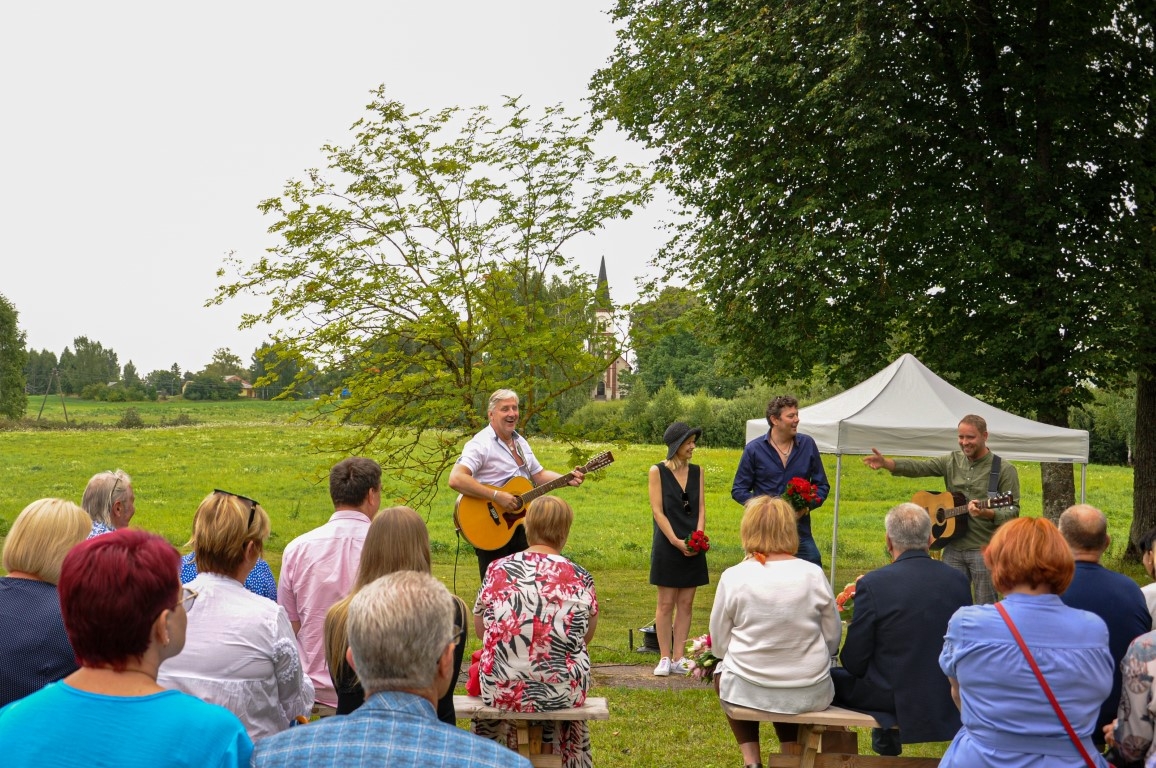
[457,425,544,486]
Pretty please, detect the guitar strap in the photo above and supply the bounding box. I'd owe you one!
[987,455,1002,498]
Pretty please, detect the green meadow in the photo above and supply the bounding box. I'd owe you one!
[1,399,1142,766]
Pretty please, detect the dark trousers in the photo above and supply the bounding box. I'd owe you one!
[831,668,902,756]
[475,526,529,580]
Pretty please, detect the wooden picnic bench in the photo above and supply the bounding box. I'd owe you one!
[721,701,941,768]
[454,695,610,768]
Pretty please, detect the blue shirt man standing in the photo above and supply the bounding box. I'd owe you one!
[732,395,830,566]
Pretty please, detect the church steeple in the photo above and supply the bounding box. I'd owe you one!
[595,256,611,310]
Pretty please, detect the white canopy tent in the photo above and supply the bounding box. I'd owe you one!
[744,353,1090,582]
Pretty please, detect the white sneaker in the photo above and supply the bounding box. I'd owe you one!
[653,657,671,676]
[671,658,691,675]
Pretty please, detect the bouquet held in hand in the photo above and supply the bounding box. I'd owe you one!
[782,476,822,512]
[684,529,710,554]
[685,633,719,681]
[836,575,863,619]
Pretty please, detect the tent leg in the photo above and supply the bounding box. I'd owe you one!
[1080,463,1087,504]
[829,455,842,587]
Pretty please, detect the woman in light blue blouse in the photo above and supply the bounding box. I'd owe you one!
[939,517,1112,768]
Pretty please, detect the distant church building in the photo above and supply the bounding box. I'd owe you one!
[591,256,631,401]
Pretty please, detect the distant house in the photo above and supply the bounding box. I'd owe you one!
[591,256,630,401]
[224,375,255,398]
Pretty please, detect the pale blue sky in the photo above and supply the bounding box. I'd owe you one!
[1,1,666,375]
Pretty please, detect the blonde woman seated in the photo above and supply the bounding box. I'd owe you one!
[158,490,313,739]
[324,506,467,725]
[474,497,599,768]
[0,499,90,706]
[711,496,841,768]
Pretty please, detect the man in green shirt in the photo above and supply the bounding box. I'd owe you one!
[862,414,1019,603]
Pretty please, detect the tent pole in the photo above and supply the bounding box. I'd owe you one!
[1080,463,1087,504]
[830,454,842,588]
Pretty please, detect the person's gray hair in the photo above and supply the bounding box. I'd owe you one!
[487,389,519,414]
[885,502,932,553]
[81,469,132,527]
[1058,504,1108,552]
[348,570,456,694]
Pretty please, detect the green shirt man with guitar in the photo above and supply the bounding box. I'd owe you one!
[862,414,1020,604]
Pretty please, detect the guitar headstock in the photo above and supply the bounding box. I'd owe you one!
[985,492,1015,509]
[581,451,615,473]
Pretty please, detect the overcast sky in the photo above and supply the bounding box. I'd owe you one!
[1,2,667,376]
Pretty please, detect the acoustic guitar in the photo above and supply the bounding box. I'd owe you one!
[911,490,1015,549]
[453,451,614,551]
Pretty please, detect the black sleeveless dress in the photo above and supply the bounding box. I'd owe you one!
[649,463,709,588]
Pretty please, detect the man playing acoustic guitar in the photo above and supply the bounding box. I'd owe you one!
[449,389,584,580]
[862,414,1019,604]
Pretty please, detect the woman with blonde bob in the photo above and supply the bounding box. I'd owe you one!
[710,496,841,768]
[157,490,313,740]
[939,516,1113,767]
[474,496,599,768]
[0,499,90,706]
[324,506,466,724]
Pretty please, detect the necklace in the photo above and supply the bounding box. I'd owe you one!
[771,437,794,458]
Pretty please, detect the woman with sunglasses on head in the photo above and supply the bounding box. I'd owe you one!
[648,421,709,676]
[179,489,277,601]
[324,506,467,725]
[0,529,252,767]
[157,491,313,740]
[81,469,135,538]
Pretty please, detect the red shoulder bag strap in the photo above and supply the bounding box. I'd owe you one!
[994,602,1098,768]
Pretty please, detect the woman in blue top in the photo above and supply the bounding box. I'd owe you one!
[939,517,1112,767]
[0,529,252,768]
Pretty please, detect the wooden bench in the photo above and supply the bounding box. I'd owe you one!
[721,701,941,768]
[454,695,610,768]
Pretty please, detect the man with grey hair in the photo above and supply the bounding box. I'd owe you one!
[1058,504,1150,749]
[832,502,972,756]
[81,469,135,538]
[252,571,529,767]
[449,388,584,579]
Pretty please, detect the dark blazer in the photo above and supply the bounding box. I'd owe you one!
[836,549,972,744]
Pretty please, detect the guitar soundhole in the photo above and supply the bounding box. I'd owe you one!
[936,510,947,525]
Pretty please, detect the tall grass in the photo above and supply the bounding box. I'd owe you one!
[0,399,1140,766]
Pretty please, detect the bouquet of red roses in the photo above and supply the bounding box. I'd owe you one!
[782,476,822,512]
[684,529,710,554]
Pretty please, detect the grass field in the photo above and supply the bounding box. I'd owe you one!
[1,398,1143,766]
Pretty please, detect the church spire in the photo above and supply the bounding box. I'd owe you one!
[595,256,611,309]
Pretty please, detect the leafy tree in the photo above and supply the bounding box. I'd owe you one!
[59,337,119,395]
[199,348,249,381]
[182,373,241,401]
[146,365,182,398]
[0,294,28,419]
[630,286,749,397]
[213,89,654,506]
[592,0,1151,515]
[645,379,683,443]
[251,341,304,400]
[122,361,142,389]
[24,349,57,395]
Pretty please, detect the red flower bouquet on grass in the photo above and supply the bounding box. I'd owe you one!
[836,575,863,620]
[684,529,710,554]
[685,633,719,681]
[782,476,822,512]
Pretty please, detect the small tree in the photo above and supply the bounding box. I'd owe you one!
[0,294,28,419]
[213,89,654,506]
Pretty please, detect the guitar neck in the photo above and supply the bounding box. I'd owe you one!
[944,497,999,519]
[517,471,578,506]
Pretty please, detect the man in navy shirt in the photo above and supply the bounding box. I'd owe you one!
[732,395,829,566]
[1058,504,1151,749]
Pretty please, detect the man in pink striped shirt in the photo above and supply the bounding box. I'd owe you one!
[278,457,381,711]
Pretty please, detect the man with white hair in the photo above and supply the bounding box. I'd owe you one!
[252,571,529,767]
[832,502,972,756]
[449,389,584,579]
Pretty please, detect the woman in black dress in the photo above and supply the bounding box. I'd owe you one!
[648,421,709,676]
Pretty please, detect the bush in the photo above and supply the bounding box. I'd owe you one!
[564,400,635,442]
[116,408,145,429]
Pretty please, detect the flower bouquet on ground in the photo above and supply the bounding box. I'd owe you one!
[782,477,822,514]
[836,575,863,621]
[685,633,719,681]
[684,529,710,554]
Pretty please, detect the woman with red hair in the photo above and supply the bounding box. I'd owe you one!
[0,529,252,767]
[939,516,1113,767]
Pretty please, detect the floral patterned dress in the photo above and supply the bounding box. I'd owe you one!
[473,551,598,768]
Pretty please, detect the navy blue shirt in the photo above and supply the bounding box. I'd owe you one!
[732,432,829,555]
[1060,560,1151,743]
[0,578,77,707]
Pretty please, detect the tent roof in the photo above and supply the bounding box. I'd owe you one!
[745,354,1089,463]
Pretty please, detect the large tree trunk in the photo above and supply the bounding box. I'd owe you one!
[1128,364,1156,560]
[1041,462,1076,522]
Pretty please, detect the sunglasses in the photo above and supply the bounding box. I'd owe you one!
[180,586,199,612]
[681,492,691,513]
[213,489,259,528]
[107,472,122,511]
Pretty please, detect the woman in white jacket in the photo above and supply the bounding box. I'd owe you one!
[711,495,841,768]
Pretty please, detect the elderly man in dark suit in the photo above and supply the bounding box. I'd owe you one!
[832,502,973,755]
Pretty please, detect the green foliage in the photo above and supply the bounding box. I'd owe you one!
[591,0,1149,427]
[643,379,683,443]
[23,349,56,396]
[182,374,242,401]
[0,294,28,420]
[1071,384,1136,466]
[212,88,655,507]
[563,399,635,442]
[58,336,119,395]
[145,365,182,398]
[199,348,249,381]
[115,408,145,429]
